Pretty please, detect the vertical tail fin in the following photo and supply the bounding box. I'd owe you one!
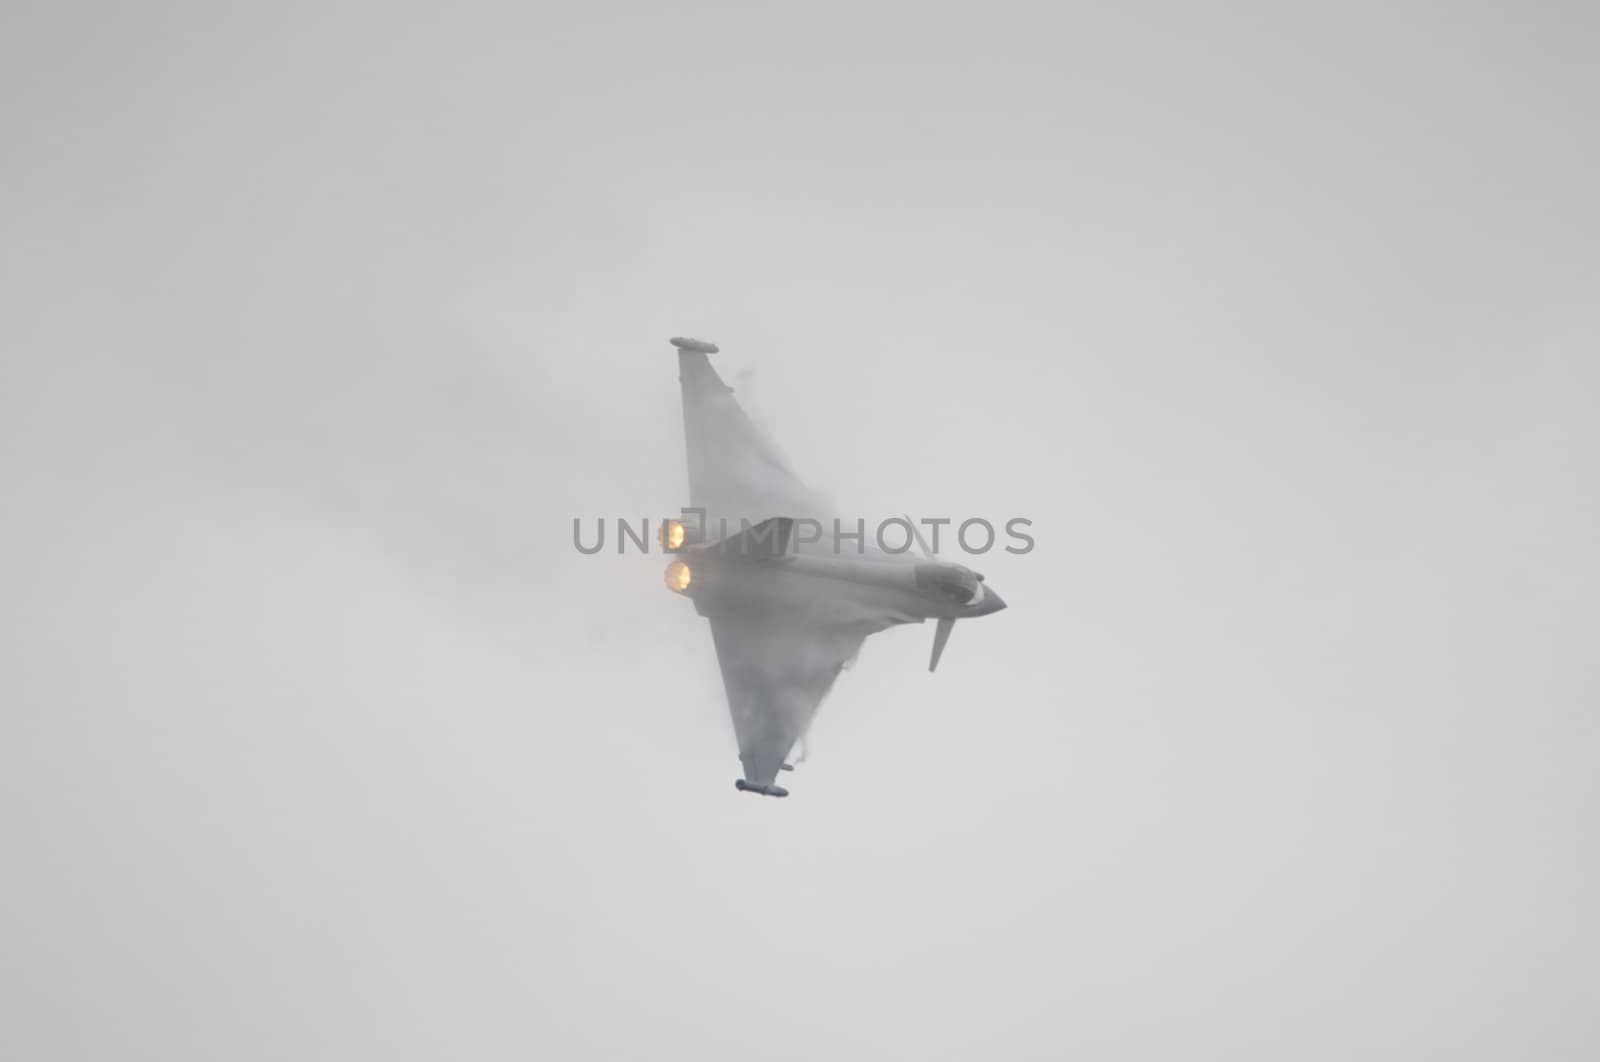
[929,617,955,672]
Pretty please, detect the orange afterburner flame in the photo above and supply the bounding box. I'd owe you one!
[659,519,686,550]
[664,560,692,592]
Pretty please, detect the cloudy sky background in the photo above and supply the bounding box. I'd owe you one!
[4,2,1597,1058]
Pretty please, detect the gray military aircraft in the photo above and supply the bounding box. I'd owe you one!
[661,336,1008,798]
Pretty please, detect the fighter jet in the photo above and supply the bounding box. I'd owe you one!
[661,336,1008,798]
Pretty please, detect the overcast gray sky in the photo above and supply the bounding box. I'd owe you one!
[3,2,1597,1059]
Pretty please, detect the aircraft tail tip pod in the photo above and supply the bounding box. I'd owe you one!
[735,779,789,797]
[670,336,719,354]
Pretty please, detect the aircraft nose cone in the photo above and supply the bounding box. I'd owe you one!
[969,585,1007,616]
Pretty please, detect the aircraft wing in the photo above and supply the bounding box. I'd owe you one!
[676,342,831,530]
[706,598,872,788]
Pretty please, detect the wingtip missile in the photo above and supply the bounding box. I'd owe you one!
[670,336,719,354]
[734,779,789,797]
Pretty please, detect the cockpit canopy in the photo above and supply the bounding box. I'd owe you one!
[914,563,982,605]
